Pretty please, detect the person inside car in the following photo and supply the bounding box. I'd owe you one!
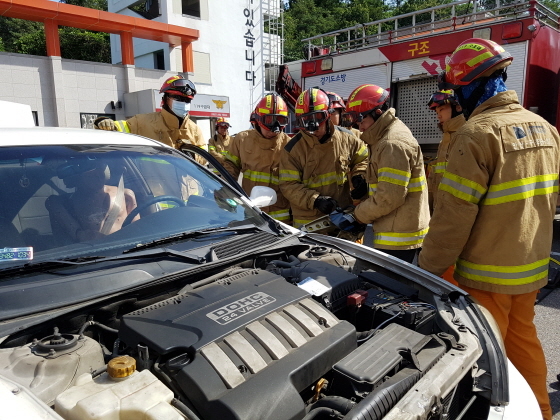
[46,157,139,243]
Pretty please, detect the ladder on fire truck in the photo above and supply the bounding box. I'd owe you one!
[301,0,560,59]
[261,0,284,95]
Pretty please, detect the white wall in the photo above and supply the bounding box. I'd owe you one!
[107,0,268,135]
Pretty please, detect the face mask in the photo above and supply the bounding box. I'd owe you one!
[171,100,191,118]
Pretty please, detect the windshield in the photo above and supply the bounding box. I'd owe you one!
[0,145,265,266]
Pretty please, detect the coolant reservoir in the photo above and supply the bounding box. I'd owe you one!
[54,355,185,420]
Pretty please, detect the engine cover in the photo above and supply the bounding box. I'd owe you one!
[120,269,357,420]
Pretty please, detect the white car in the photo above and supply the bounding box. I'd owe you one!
[0,128,540,420]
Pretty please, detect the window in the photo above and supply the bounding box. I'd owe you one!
[153,50,165,70]
[182,0,200,18]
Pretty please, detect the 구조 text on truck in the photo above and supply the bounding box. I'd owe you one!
[277,0,560,156]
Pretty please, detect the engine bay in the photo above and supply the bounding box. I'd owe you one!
[0,243,491,420]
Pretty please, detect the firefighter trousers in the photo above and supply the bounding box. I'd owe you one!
[461,286,551,420]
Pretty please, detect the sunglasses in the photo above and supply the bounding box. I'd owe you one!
[168,95,192,103]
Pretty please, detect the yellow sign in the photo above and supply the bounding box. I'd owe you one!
[212,99,227,109]
[408,41,430,57]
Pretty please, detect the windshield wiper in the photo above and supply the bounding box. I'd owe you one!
[123,225,262,253]
[0,248,205,278]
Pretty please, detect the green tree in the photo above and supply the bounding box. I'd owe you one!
[283,0,387,61]
[0,0,110,62]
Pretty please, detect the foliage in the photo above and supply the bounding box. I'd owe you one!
[283,0,388,61]
[0,0,110,62]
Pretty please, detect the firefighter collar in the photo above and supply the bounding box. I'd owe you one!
[161,107,192,130]
[467,90,519,120]
[360,107,397,147]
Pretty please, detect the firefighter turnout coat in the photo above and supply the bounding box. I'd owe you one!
[208,133,231,165]
[419,91,560,294]
[112,108,206,162]
[427,114,466,211]
[354,108,430,250]
[279,121,368,227]
[223,129,291,223]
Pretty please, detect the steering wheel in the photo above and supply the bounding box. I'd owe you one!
[122,195,186,227]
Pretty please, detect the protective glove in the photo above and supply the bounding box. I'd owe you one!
[351,175,368,199]
[329,209,366,234]
[314,196,338,214]
[94,117,116,131]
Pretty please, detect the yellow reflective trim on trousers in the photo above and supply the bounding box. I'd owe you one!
[243,170,279,185]
[408,175,427,192]
[268,209,291,220]
[114,121,131,133]
[279,169,301,181]
[439,172,487,204]
[455,258,549,285]
[304,172,347,188]
[378,167,411,187]
[467,51,494,68]
[434,162,447,174]
[482,174,559,205]
[373,228,428,246]
[223,151,240,166]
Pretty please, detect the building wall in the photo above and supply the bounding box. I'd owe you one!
[108,0,268,134]
[0,0,278,143]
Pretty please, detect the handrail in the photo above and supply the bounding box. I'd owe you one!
[301,0,559,58]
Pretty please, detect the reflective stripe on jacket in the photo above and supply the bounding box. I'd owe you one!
[354,108,430,250]
[222,129,291,222]
[208,133,231,165]
[427,114,466,212]
[113,109,206,164]
[419,91,560,294]
[279,122,368,227]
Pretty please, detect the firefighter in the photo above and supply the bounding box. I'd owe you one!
[279,88,368,230]
[222,93,292,224]
[342,84,429,263]
[94,75,206,163]
[208,118,231,165]
[325,91,344,126]
[426,90,465,285]
[418,38,560,420]
[426,90,465,212]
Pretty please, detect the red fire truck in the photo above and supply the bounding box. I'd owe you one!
[277,0,560,154]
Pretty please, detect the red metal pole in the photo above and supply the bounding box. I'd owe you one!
[120,31,134,65]
[182,42,194,73]
[44,19,61,57]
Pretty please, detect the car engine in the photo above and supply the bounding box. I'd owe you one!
[0,245,489,420]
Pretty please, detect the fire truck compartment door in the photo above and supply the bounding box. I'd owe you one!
[392,41,527,145]
[303,65,389,99]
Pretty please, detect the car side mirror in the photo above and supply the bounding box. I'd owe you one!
[249,186,277,208]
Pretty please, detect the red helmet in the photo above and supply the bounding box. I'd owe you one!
[295,88,330,132]
[251,93,289,133]
[345,84,389,124]
[439,38,513,89]
[159,75,197,100]
[326,91,345,111]
[216,118,230,129]
[427,90,459,110]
